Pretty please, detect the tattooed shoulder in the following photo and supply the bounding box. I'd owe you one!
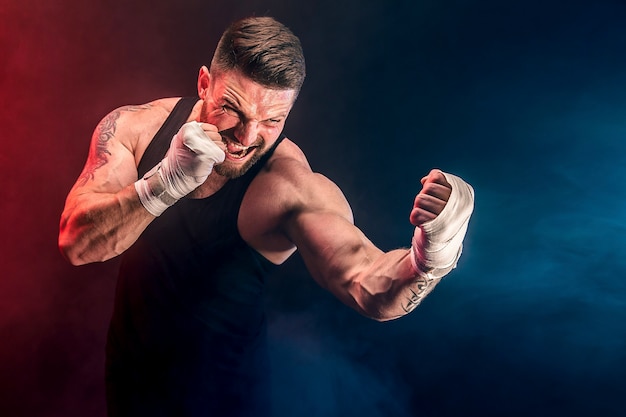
[78,104,152,185]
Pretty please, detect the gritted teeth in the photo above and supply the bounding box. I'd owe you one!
[226,143,249,152]
[225,142,254,158]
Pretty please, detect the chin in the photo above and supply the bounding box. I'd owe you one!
[214,164,246,179]
[215,151,264,179]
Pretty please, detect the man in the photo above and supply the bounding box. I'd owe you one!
[59,16,474,417]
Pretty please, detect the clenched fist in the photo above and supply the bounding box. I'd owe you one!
[160,121,226,199]
[409,170,474,277]
[135,121,226,216]
[410,169,452,226]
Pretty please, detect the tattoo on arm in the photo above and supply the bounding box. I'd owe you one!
[402,274,440,313]
[78,105,151,185]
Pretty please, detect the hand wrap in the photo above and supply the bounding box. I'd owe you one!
[410,172,474,278]
[135,121,225,216]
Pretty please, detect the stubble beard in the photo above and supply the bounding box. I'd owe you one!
[199,101,270,179]
[214,146,266,179]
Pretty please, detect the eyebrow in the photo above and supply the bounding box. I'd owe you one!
[222,97,286,122]
[222,97,239,109]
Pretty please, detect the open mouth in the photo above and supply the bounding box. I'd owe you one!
[224,141,256,160]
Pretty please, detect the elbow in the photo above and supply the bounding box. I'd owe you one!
[58,215,101,266]
[59,215,84,265]
[58,233,89,266]
[352,279,409,323]
[58,225,123,265]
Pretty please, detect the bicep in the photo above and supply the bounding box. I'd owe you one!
[70,109,140,198]
[284,175,383,300]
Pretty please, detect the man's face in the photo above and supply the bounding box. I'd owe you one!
[199,69,297,178]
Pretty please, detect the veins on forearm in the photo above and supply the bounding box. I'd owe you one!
[78,105,150,185]
[401,274,441,314]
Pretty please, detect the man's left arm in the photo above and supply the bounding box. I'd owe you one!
[283,169,474,321]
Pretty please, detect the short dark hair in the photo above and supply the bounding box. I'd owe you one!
[211,16,306,92]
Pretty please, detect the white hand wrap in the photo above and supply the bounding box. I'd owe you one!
[410,172,474,278]
[134,121,225,216]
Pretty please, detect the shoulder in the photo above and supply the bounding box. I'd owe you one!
[98,97,178,132]
[240,138,353,262]
[96,97,187,162]
[253,138,353,220]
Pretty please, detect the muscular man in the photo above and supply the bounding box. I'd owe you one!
[59,16,474,417]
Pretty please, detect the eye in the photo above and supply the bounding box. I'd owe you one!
[221,105,238,117]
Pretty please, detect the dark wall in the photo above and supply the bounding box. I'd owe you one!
[1,0,625,416]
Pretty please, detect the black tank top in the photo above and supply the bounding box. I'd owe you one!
[106,97,283,417]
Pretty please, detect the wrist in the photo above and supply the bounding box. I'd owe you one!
[410,231,462,279]
[135,164,179,216]
[146,170,178,205]
[409,235,432,277]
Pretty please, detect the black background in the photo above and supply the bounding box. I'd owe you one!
[1,0,625,416]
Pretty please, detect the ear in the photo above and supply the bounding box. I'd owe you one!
[197,66,211,99]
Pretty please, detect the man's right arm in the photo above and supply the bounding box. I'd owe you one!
[59,104,226,266]
[58,105,158,265]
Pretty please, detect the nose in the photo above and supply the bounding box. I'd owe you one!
[234,120,259,147]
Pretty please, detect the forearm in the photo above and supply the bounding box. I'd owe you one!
[60,121,225,265]
[291,207,447,321]
[59,184,154,265]
[286,169,472,321]
[351,173,474,321]
[351,249,443,321]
